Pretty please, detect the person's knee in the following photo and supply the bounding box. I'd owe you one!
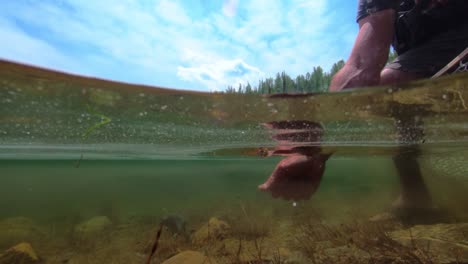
[380,68,423,85]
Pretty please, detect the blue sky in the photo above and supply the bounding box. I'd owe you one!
[0,0,358,91]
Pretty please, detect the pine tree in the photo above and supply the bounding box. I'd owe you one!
[330,60,345,77]
[245,82,252,93]
[388,49,398,63]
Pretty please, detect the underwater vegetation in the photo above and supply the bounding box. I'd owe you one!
[292,214,468,264]
[75,105,112,168]
[1,201,467,264]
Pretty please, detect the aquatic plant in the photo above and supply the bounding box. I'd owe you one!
[81,105,112,141]
[222,201,280,264]
[228,200,273,240]
[141,219,193,264]
[75,105,111,167]
[293,219,437,264]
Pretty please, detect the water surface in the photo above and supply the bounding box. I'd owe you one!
[1,60,467,263]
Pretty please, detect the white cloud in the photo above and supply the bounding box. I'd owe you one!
[204,0,339,76]
[0,0,356,91]
[170,0,341,90]
[177,49,264,91]
[222,0,239,17]
[155,0,192,25]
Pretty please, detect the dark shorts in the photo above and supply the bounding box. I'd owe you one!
[386,23,468,77]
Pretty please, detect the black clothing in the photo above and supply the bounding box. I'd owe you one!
[386,23,468,76]
[357,0,399,22]
[356,0,468,75]
[357,0,468,24]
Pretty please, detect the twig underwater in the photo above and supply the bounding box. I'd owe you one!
[74,105,112,168]
[146,223,164,264]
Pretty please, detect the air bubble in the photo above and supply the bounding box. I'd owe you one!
[442,94,448,100]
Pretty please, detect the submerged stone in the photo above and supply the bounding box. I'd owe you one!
[192,217,230,245]
[160,215,188,238]
[0,242,39,264]
[74,216,112,240]
[161,250,215,264]
[0,217,44,249]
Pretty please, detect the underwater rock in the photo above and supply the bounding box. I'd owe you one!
[161,250,215,264]
[390,223,468,264]
[0,242,39,264]
[217,238,292,263]
[160,215,188,239]
[0,217,44,249]
[192,217,230,245]
[369,212,398,222]
[73,216,112,240]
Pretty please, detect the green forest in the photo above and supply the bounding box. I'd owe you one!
[226,50,398,94]
[225,59,345,95]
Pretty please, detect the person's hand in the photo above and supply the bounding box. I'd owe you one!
[260,120,331,201]
[258,153,330,201]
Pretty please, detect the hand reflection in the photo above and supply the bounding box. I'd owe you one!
[260,120,331,201]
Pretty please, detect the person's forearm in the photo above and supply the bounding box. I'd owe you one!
[330,9,394,92]
[329,64,380,91]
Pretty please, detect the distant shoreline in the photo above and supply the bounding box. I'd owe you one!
[0,59,205,95]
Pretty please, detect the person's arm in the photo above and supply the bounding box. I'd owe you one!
[330,9,395,91]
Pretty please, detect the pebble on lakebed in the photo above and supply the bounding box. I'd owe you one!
[73,216,112,240]
[191,217,230,245]
[0,242,39,264]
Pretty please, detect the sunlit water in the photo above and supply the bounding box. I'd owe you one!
[1,60,467,263]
